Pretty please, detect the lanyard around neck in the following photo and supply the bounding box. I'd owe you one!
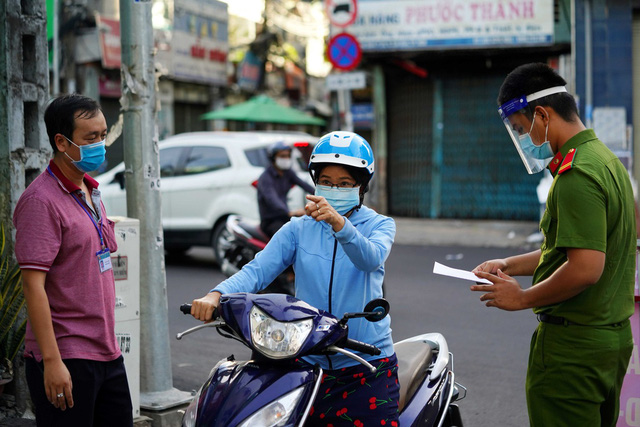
[47,166,105,248]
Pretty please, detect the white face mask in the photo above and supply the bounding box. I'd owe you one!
[275,157,292,170]
[315,185,361,215]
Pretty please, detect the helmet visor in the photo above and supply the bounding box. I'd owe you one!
[500,114,550,174]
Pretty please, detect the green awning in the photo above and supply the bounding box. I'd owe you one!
[200,95,326,126]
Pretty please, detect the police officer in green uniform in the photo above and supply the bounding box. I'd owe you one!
[470,63,636,427]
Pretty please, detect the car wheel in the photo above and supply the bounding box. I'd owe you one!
[211,220,232,265]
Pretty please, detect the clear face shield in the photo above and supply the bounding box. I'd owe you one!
[498,86,567,174]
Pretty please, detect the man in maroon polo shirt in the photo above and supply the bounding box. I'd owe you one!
[13,94,133,426]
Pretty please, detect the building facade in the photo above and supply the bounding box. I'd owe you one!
[337,0,639,221]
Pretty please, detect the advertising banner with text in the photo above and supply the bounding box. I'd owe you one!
[156,0,229,85]
[347,0,554,51]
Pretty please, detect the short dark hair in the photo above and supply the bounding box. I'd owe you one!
[44,94,102,152]
[498,63,579,122]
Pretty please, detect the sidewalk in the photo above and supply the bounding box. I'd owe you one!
[392,217,541,248]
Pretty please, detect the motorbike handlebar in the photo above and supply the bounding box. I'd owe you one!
[344,339,381,356]
[179,303,219,320]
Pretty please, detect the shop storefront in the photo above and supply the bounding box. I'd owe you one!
[347,0,571,220]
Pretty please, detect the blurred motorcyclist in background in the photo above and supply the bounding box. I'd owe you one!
[257,141,315,237]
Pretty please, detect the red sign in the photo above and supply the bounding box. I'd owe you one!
[327,33,361,71]
[326,0,358,28]
[96,15,121,70]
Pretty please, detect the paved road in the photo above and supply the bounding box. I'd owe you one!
[167,243,537,427]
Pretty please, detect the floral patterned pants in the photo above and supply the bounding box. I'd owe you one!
[305,354,400,427]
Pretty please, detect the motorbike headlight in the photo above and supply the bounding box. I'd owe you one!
[237,386,305,427]
[250,305,312,358]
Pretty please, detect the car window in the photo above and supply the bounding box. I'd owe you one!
[183,146,231,175]
[160,147,183,177]
[244,147,270,168]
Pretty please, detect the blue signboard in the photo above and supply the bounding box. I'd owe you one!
[352,103,374,129]
[237,50,263,91]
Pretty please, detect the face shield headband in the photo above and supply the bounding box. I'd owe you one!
[498,86,567,174]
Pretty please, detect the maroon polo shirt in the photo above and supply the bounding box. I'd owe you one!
[13,161,120,362]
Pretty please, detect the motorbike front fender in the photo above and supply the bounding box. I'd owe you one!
[195,360,321,427]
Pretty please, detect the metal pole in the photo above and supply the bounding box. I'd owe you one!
[585,0,593,128]
[430,78,443,219]
[119,0,190,409]
[343,90,353,132]
[52,0,59,95]
[569,0,576,95]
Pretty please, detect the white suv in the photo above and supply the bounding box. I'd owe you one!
[95,131,316,262]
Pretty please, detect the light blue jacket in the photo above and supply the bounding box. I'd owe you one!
[212,205,396,370]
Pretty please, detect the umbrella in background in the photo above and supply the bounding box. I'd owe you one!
[200,94,326,126]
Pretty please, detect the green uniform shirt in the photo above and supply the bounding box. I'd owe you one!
[532,129,636,325]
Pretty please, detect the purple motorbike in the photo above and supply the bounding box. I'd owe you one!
[177,293,465,427]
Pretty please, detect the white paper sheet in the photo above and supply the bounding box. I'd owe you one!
[433,261,492,284]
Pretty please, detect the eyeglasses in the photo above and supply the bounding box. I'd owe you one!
[317,179,358,189]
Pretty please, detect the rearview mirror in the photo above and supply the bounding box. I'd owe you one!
[363,298,390,322]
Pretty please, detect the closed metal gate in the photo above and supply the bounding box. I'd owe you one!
[387,71,540,220]
[387,74,434,218]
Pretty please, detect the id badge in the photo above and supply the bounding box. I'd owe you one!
[97,248,113,273]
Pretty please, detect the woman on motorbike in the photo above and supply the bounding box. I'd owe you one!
[191,131,399,426]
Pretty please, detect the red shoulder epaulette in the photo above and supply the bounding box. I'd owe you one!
[558,148,576,175]
[548,152,563,174]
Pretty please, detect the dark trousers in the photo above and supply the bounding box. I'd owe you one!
[25,356,133,427]
[261,216,289,238]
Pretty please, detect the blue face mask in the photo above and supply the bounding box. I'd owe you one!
[64,136,106,172]
[315,185,361,215]
[518,114,553,160]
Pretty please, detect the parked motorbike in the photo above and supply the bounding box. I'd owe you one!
[219,215,294,295]
[177,292,465,427]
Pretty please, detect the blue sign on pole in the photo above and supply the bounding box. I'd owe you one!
[327,33,361,71]
[352,103,374,129]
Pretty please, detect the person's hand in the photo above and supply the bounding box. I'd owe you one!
[191,291,221,322]
[289,208,306,217]
[44,358,73,410]
[470,269,526,311]
[305,194,345,232]
[472,258,508,276]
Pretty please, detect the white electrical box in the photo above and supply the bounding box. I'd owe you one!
[111,217,141,419]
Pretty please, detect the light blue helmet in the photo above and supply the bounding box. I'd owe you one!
[308,131,375,185]
[267,140,291,161]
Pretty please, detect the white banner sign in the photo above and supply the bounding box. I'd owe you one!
[347,0,554,52]
[326,71,367,91]
[157,0,229,85]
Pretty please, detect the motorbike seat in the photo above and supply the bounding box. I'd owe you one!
[238,220,270,242]
[394,340,434,411]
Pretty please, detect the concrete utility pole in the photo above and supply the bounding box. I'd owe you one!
[118,0,190,416]
[0,0,51,414]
